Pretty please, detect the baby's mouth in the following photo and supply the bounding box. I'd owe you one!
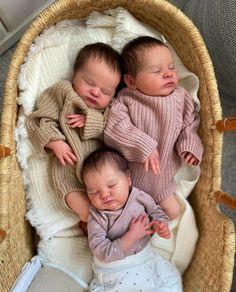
[164,81,174,87]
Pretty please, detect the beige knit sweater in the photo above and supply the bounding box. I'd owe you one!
[26,80,109,198]
[104,87,203,203]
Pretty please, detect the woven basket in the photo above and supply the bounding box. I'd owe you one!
[0,0,235,291]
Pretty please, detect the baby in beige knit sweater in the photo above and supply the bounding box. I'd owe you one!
[26,43,121,226]
[105,36,203,220]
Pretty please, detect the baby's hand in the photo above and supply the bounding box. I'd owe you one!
[46,140,78,166]
[66,114,85,128]
[181,151,198,166]
[149,221,171,239]
[144,149,160,175]
[128,215,154,240]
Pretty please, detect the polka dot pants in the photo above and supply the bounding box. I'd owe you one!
[90,244,182,291]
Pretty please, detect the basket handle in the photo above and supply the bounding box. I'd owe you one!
[0,229,6,243]
[216,116,236,132]
[0,145,12,158]
[214,117,236,209]
[214,191,236,210]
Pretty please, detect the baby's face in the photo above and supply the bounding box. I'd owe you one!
[127,45,178,97]
[73,58,120,109]
[83,162,131,211]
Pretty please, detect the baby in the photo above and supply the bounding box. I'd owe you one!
[26,42,121,225]
[105,36,203,220]
[81,147,182,291]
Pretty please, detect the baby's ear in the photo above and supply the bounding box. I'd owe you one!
[124,74,136,89]
[126,170,132,186]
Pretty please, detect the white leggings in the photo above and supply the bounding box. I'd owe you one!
[90,243,182,292]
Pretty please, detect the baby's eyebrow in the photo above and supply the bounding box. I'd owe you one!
[87,189,98,194]
[102,87,113,94]
[147,64,160,69]
[107,179,117,185]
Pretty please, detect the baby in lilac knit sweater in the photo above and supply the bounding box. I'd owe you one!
[105,36,204,220]
[81,148,182,291]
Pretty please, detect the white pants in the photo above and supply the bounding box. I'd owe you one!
[90,244,182,292]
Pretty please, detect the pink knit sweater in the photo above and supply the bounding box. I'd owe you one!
[104,87,203,203]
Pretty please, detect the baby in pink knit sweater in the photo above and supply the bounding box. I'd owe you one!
[105,36,203,220]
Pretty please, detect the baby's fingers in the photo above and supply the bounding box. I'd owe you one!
[160,230,171,239]
[64,151,78,165]
[146,229,155,235]
[150,158,160,175]
[70,121,85,128]
[58,156,66,166]
[144,159,149,172]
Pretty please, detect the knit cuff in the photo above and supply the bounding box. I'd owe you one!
[80,109,104,140]
[175,137,203,165]
[33,127,65,153]
[133,135,158,162]
[154,182,177,204]
[51,158,84,197]
[104,129,157,163]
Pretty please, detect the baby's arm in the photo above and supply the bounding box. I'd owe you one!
[137,189,170,238]
[66,114,85,128]
[175,89,203,164]
[88,212,152,263]
[88,211,125,263]
[120,215,155,252]
[67,109,106,140]
[105,97,157,163]
[149,221,170,239]
[144,149,160,175]
[26,82,67,152]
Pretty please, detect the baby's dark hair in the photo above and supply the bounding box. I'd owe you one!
[73,42,122,75]
[81,147,129,181]
[121,36,166,76]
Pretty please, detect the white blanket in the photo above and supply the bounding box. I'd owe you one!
[15,7,200,290]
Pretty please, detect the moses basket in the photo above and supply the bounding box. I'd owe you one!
[0,0,235,291]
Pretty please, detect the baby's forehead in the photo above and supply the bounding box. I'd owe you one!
[84,160,116,173]
[140,45,173,63]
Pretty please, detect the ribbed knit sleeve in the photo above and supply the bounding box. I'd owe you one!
[104,95,157,162]
[80,108,107,140]
[88,207,125,263]
[26,81,68,152]
[51,157,83,198]
[175,90,203,164]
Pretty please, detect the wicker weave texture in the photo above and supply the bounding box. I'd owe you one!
[0,0,235,291]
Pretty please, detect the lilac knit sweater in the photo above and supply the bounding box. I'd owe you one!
[88,187,168,263]
[104,87,203,203]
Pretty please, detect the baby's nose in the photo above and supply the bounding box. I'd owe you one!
[163,70,173,78]
[101,191,110,200]
[91,87,101,98]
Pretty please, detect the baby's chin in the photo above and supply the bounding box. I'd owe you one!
[137,86,177,97]
[98,202,125,211]
[158,86,177,97]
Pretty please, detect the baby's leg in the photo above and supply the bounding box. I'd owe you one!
[155,254,183,291]
[65,190,90,222]
[159,194,181,220]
